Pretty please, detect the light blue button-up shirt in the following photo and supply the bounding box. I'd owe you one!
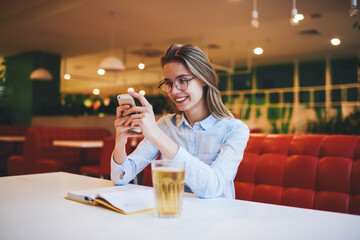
[111,113,249,199]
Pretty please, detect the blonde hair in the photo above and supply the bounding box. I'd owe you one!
[161,44,233,119]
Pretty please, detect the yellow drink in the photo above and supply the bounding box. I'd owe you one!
[152,166,185,218]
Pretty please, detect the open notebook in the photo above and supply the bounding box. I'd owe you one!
[65,185,154,215]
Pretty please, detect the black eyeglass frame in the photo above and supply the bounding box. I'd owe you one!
[158,75,197,93]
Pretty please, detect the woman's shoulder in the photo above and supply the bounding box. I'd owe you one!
[218,117,248,127]
[216,117,249,133]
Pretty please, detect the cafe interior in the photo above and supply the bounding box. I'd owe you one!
[0,0,360,237]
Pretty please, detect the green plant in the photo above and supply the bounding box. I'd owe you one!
[306,106,360,134]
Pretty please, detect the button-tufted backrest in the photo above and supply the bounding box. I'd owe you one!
[235,134,360,215]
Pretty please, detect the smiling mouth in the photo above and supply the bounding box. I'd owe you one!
[174,96,188,103]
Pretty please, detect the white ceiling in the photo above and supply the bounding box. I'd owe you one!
[1,0,359,96]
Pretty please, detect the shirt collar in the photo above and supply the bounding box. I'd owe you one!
[175,113,218,130]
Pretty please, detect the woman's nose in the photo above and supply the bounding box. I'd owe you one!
[171,84,181,94]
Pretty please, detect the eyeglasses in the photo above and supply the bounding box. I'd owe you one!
[158,76,197,93]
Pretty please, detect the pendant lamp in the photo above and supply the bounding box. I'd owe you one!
[99,11,125,72]
[290,0,304,26]
[251,0,259,28]
[30,68,53,81]
[30,51,53,81]
[99,56,125,71]
[349,0,358,17]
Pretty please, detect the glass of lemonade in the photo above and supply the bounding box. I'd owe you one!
[151,160,185,218]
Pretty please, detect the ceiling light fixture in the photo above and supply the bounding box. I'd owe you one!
[30,52,53,81]
[349,0,358,17]
[295,13,304,21]
[253,47,264,55]
[290,0,304,26]
[99,12,125,72]
[62,58,71,80]
[64,73,71,80]
[251,0,259,28]
[93,88,100,95]
[30,68,53,81]
[330,38,341,46]
[138,63,145,70]
[138,46,146,70]
[97,68,105,75]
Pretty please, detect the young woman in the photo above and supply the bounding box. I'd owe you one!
[111,44,249,199]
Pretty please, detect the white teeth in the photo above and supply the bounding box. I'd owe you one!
[175,97,187,102]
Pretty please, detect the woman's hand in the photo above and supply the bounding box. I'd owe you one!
[119,91,179,160]
[122,91,160,142]
[114,104,142,139]
[113,102,142,164]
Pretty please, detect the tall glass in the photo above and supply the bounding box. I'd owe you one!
[151,160,185,218]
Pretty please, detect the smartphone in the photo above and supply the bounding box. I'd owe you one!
[117,94,136,107]
[117,94,142,133]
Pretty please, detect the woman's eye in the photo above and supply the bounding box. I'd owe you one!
[165,82,172,86]
[178,78,187,84]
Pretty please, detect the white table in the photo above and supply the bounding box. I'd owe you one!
[53,140,104,166]
[0,136,25,142]
[0,136,25,157]
[52,140,104,148]
[0,172,359,240]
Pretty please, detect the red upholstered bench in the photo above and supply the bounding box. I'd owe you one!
[7,126,109,175]
[235,134,360,215]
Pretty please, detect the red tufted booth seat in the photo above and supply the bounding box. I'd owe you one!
[7,126,109,175]
[235,134,360,215]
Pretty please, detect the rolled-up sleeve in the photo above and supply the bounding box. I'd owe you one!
[110,154,131,185]
[111,138,160,185]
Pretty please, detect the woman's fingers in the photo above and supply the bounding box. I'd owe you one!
[122,113,145,126]
[114,118,126,128]
[130,119,141,128]
[114,119,138,133]
[129,91,151,108]
[116,105,131,118]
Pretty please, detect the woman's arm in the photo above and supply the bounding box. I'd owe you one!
[111,91,180,185]
[112,103,142,165]
[111,101,144,184]
[175,121,250,198]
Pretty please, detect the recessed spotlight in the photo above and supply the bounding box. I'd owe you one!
[138,63,145,70]
[295,13,304,21]
[93,88,100,95]
[253,47,264,55]
[97,68,105,75]
[330,38,341,46]
[64,73,71,80]
[139,90,146,96]
[127,87,134,92]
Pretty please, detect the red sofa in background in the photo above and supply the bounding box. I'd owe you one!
[140,134,360,215]
[235,134,360,215]
[7,126,109,175]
